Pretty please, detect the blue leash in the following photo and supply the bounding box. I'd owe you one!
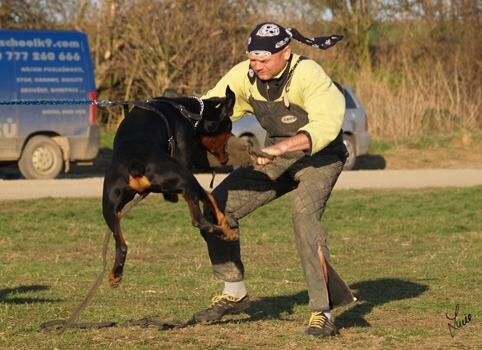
[0,98,112,107]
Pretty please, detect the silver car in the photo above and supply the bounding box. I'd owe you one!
[231,84,370,170]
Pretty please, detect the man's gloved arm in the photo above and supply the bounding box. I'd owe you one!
[193,136,264,169]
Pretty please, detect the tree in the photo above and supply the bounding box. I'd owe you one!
[78,0,261,126]
[308,0,381,73]
[0,0,51,28]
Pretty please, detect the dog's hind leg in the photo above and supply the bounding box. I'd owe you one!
[103,187,136,288]
[108,211,127,288]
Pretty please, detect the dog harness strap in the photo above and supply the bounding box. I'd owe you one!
[147,97,204,124]
[107,96,206,157]
[123,100,177,158]
[174,100,203,122]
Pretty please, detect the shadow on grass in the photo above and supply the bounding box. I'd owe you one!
[335,278,429,328]
[194,291,310,327]
[0,284,61,304]
[248,291,310,321]
[205,278,428,329]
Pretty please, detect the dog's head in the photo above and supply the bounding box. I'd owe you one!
[196,86,236,165]
[196,117,232,165]
[199,86,235,134]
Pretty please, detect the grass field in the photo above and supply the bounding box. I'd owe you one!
[1,186,481,349]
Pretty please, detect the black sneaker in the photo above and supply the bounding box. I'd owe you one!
[194,294,251,322]
[302,311,338,338]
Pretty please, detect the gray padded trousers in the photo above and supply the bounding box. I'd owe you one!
[201,150,346,312]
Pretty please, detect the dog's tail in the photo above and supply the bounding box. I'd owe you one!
[128,162,151,192]
[128,162,145,177]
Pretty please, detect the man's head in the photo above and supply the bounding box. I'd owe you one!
[246,23,345,80]
[247,23,292,57]
[246,23,293,80]
[247,46,291,81]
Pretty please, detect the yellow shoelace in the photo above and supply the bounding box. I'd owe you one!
[308,311,327,329]
[210,293,246,305]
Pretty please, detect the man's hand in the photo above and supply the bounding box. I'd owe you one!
[256,146,285,165]
[256,133,310,166]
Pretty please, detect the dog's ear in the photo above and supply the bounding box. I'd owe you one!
[199,86,235,133]
[218,85,236,121]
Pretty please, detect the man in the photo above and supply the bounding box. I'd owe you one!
[195,22,355,338]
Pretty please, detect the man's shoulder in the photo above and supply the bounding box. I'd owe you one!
[291,55,327,79]
[293,54,321,69]
[231,59,251,74]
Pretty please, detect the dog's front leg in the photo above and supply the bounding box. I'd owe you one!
[200,192,239,241]
[181,192,237,241]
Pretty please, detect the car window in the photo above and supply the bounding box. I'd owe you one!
[344,90,358,109]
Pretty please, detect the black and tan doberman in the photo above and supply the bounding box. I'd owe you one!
[102,86,237,288]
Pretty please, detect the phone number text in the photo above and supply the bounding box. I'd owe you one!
[0,51,81,61]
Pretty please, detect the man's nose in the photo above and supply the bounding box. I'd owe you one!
[252,62,262,71]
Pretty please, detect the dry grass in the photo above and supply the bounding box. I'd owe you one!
[344,68,482,144]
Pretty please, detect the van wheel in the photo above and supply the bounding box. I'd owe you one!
[343,134,356,170]
[18,136,63,179]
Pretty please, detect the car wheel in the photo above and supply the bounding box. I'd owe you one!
[343,134,356,170]
[239,134,261,151]
[18,135,64,179]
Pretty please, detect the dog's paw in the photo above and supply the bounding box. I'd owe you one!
[217,228,239,242]
[109,277,122,289]
[108,271,123,289]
